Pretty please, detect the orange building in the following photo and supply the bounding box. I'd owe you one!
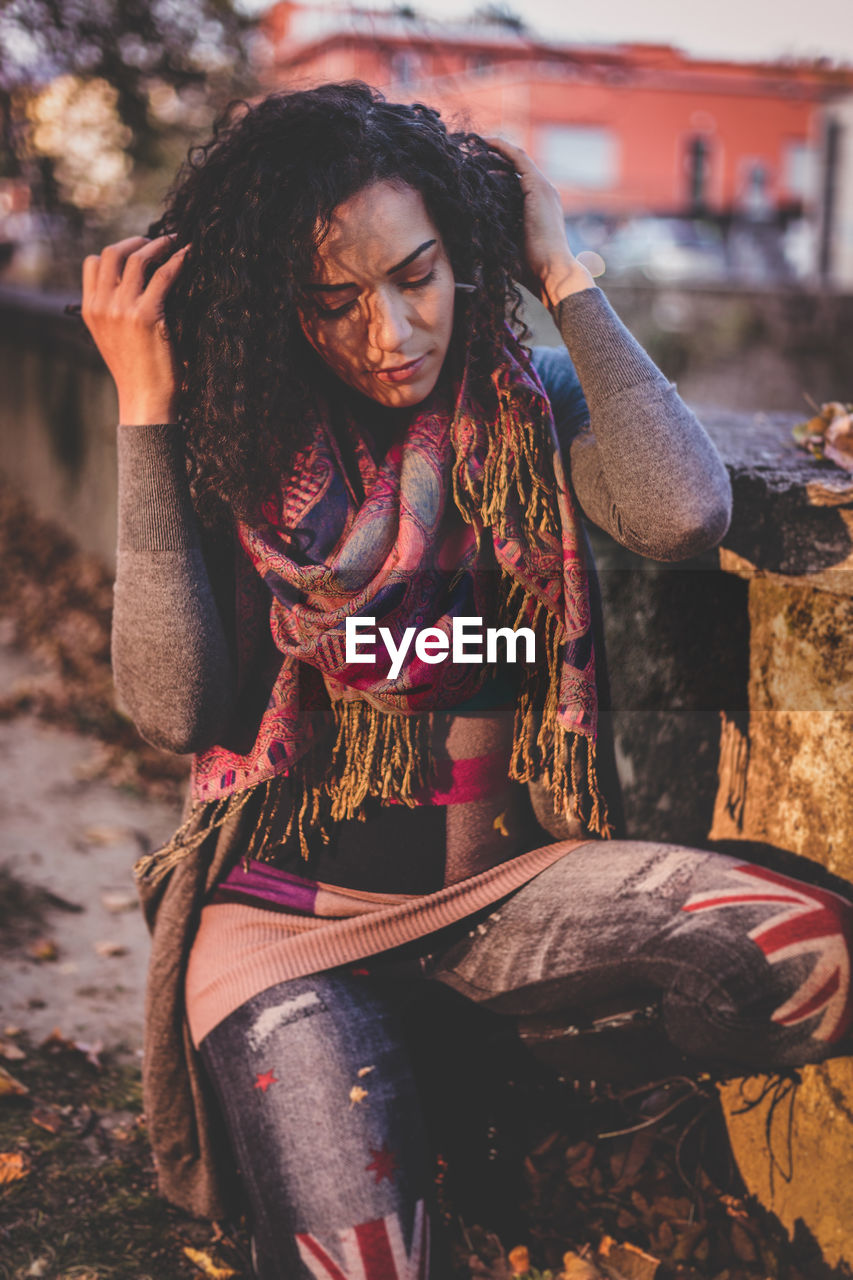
[260,2,853,222]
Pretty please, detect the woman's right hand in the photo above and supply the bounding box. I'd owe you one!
[81,235,189,424]
[485,136,595,308]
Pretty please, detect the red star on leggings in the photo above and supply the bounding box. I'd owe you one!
[365,1141,398,1184]
[254,1069,278,1093]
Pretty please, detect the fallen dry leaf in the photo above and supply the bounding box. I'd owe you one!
[41,1028,74,1050]
[565,1139,596,1187]
[0,1064,29,1097]
[669,1223,706,1264]
[31,1103,64,1134]
[794,400,853,472]
[94,940,128,958]
[349,1085,369,1108]
[100,890,138,914]
[0,1039,26,1061]
[469,1255,509,1280]
[508,1245,531,1276]
[729,1221,758,1262]
[98,1109,139,1142]
[692,1236,710,1263]
[652,1194,691,1220]
[82,823,134,846]
[654,1222,674,1253]
[26,937,58,962]
[610,1129,655,1191]
[40,1029,103,1068]
[598,1236,660,1280]
[73,1039,104,1068]
[720,1193,749,1220]
[629,1190,651,1219]
[183,1246,238,1279]
[559,1250,605,1280]
[467,1228,509,1280]
[0,1150,29,1183]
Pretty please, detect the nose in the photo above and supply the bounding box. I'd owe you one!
[365,290,413,356]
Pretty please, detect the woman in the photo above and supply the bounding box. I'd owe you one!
[82,83,853,1278]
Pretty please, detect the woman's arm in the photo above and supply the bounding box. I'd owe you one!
[536,295,732,560]
[82,236,237,753]
[489,136,732,561]
[112,423,236,753]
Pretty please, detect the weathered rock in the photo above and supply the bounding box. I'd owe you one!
[705,409,853,577]
[704,416,853,1265]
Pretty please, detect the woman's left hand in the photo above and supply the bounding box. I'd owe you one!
[485,136,596,308]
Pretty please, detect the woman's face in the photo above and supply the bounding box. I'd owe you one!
[299,180,456,409]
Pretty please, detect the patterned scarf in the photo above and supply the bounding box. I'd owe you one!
[137,335,609,884]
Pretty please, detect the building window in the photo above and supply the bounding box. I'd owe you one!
[538,125,618,189]
[739,158,773,218]
[390,51,419,85]
[685,135,712,211]
[783,140,817,202]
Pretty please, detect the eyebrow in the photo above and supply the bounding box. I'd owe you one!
[304,239,437,292]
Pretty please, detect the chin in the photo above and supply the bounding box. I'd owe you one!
[356,370,440,410]
[374,383,432,408]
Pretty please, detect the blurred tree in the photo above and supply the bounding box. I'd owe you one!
[0,0,256,281]
[0,0,255,167]
[472,4,526,31]
[0,1,253,282]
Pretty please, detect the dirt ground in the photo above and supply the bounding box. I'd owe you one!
[0,634,181,1052]
[0,602,254,1279]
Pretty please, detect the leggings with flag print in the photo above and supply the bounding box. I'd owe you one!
[199,839,853,1279]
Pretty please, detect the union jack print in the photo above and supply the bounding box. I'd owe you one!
[683,863,853,1043]
[296,1199,429,1279]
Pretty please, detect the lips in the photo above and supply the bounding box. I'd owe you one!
[372,353,428,384]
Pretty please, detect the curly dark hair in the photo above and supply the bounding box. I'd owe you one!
[150,81,527,526]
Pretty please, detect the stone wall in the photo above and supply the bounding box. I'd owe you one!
[591,530,749,847]
[0,287,119,569]
[529,281,853,414]
[706,412,853,1267]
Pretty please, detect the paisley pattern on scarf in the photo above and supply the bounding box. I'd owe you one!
[189,335,598,821]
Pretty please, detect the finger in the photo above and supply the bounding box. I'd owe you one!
[483,136,550,190]
[483,134,520,153]
[150,242,190,290]
[120,234,179,293]
[483,135,529,167]
[81,254,100,306]
[137,244,190,315]
[95,236,150,299]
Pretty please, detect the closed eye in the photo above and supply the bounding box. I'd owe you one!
[399,269,436,292]
[313,270,437,319]
[315,295,359,318]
